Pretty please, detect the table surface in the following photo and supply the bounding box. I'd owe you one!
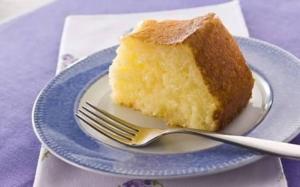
[0,0,299,186]
[0,0,54,24]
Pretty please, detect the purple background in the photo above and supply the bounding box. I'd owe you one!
[0,0,299,186]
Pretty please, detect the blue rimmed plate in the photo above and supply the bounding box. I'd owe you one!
[32,37,300,178]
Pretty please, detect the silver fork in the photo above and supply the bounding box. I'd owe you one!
[76,102,300,159]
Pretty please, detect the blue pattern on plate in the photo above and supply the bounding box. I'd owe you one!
[33,37,300,178]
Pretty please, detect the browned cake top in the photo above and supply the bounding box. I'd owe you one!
[127,13,217,45]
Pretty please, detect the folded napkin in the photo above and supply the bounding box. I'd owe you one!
[33,1,287,186]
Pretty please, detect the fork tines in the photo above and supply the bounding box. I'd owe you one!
[76,102,139,144]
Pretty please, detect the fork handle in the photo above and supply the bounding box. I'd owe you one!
[167,128,300,159]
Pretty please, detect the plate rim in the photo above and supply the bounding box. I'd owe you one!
[32,36,300,178]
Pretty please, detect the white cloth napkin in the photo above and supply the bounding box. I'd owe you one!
[33,1,287,186]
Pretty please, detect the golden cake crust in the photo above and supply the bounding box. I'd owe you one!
[126,13,254,130]
[128,13,216,45]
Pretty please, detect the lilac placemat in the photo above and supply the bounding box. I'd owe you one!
[0,0,299,186]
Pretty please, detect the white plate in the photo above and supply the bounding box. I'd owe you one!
[33,37,300,178]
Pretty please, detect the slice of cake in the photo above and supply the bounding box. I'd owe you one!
[109,13,254,131]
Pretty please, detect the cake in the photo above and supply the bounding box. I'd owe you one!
[109,13,254,131]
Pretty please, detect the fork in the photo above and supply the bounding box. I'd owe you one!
[76,102,300,159]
